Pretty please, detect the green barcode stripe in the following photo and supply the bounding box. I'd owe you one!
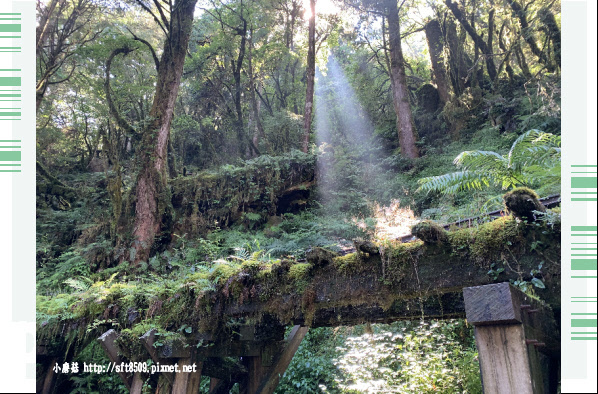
[0,25,20,33]
[572,177,598,188]
[572,319,598,327]
[0,151,20,161]
[0,77,20,86]
[571,259,597,270]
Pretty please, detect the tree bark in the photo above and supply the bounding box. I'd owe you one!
[498,22,515,83]
[35,0,98,113]
[386,0,419,159]
[232,19,249,157]
[130,0,198,263]
[514,44,532,79]
[538,7,561,69]
[508,0,551,70]
[248,35,267,156]
[445,0,497,81]
[424,19,451,104]
[445,18,469,96]
[302,0,316,153]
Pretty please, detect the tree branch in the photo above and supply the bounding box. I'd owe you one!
[126,27,160,71]
[104,46,138,137]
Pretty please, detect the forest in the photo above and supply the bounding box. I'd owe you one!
[36,0,562,392]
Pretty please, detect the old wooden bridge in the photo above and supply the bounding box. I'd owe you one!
[38,196,562,393]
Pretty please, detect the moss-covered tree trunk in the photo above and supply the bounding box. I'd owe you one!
[445,18,469,96]
[386,0,419,159]
[446,0,497,81]
[424,19,451,104]
[302,0,316,153]
[232,18,249,157]
[539,7,561,69]
[508,0,552,71]
[129,0,198,264]
[248,34,267,156]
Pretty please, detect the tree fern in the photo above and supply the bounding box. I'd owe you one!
[417,130,560,195]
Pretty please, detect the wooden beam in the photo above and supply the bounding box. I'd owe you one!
[157,338,266,359]
[474,324,534,393]
[140,329,161,364]
[245,356,265,394]
[209,377,221,392]
[130,372,145,394]
[40,357,58,394]
[209,377,235,394]
[463,282,559,394]
[97,329,131,390]
[255,326,309,394]
[171,358,203,394]
[140,329,175,386]
[203,357,248,381]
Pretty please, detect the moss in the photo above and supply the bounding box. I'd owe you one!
[241,260,262,274]
[115,325,155,361]
[411,220,449,244]
[503,187,546,221]
[288,263,312,293]
[468,216,523,260]
[170,152,316,236]
[333,253,364,275]
[288,263,311,281]
[256,266,273,280]
[36,210,560,363]
[306,247,338,267]
[380,240,423,284]
[209,263,242,284]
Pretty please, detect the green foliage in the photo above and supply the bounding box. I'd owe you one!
[36,1,562,391]
[276,321,481,394]
[417,130,561,195]
[411,220,448,244]
[68,342,128,394]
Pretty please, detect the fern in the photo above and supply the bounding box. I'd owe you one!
[63,277,93,292]
[417,130,560,194]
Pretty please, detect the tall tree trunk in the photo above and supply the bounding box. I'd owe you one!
[445,18,470,96]
[130,0,198,263]
[425,19,451,104]
[386,0,419,159]
[232,19,248,157]
[248,35,267,156]
[445,0,497,81]
[36,0,63,57]
[508,0,551,70]
[514,44,532,79]
[498,22,515,83]
[538,7,561,69]
[167,136,178,178]
[302,0,316,153]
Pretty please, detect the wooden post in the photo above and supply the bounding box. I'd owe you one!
[245,356,265,394]
[41,357,58,394]
[97,329,132,390]
[171,358,203,394]
[463,282,559,394]
[130,373,145,394]
[209,377,235,394]
[255,326,309,394]
[210,377,222,392]
[141,329,174,386]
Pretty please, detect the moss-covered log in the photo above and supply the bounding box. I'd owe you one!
[37,213,560,361]
[170,151,315,235]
